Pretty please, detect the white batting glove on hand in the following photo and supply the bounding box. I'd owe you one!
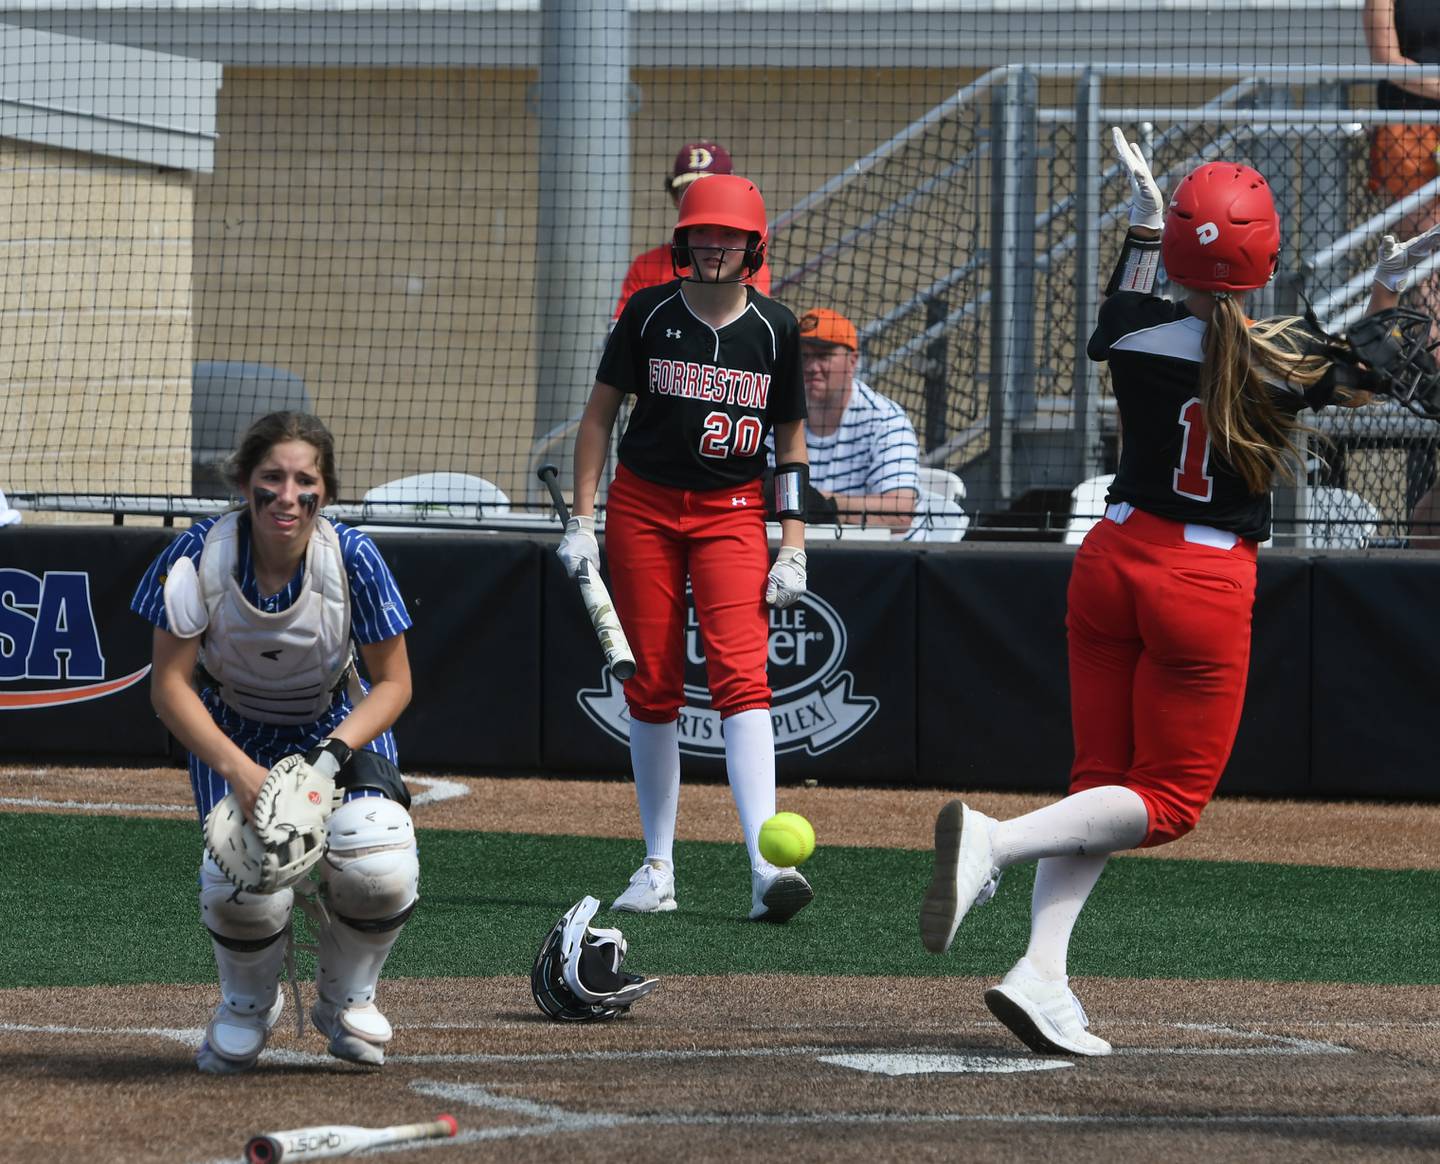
[1373,225,1440,293]
[1111,127,1164,231]
[765,546,807,609]
[556,515,599,578]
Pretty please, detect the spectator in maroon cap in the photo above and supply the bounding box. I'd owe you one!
[612,139,772,318]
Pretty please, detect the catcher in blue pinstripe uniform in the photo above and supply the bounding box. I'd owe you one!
[131,411,418,1074]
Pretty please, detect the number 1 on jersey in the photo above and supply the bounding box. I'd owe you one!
[1173,396,1214,501]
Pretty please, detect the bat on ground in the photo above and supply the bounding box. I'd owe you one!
[244,1114,457,1162]
[537,464,637,681]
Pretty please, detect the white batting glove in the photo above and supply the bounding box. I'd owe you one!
[556,515,600,579]
[765,546,807,609]
[1111,127,1164,231]
[1373,225,1440,293]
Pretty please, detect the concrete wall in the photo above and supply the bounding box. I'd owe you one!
[0,138,192,497]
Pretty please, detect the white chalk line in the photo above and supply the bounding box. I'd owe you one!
[0,775,469,815]
[0,1021,1364,1065]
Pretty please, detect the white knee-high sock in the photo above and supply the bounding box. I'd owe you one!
[989,785,1149,870]
[722,708,777,868]
[629,719,681,868]
[1022,854,1111,981]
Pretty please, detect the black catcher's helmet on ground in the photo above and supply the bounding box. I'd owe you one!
[1340,307,1440,420]
[531,896,659,1022]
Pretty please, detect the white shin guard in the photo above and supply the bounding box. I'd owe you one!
[199,857,294,1016]
[314,798,419,1011]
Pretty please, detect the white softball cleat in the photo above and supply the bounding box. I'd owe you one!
[919,799,1001,954]
[611,860,678,913]
[310,998,391,1066]
[748,864,814,923]
[195,993,284,1075]
[983,958,1112,1057]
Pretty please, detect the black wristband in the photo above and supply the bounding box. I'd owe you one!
[774,462,809,521]
[1105,230,1162,296]
[305,736,354,772]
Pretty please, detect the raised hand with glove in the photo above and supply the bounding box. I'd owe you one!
[1373,224,1440,294]
[1111,126,1164,231]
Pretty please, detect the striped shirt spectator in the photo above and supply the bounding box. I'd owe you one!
[796,308,920,533]
[805,376,921,500]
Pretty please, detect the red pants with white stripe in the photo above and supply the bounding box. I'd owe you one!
[1066,509,1258,846]
[604,463,771,723]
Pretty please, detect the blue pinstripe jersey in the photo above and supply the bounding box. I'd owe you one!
[131,513,413,820]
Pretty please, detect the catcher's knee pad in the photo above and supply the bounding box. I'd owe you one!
[199,858,294,1014]
[320,798,419,922]
[200,858,295,943]
[315,799,418,1009]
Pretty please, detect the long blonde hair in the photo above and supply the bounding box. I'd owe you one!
[1199,298,1331,495]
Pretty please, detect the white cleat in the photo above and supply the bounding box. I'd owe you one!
[195,993,284,1075]
[983,958,1112,1057]
[749,864,814,923]
[611,860,678,913]
[310,998,391,1066]
[919,799,1001,954]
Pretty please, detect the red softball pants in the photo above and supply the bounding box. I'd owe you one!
[604,463,771,723]
[1066,508,1258,846]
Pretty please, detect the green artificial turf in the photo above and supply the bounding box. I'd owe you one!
[3,813,1435,989]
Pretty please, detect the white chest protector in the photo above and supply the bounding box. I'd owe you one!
[163,511,356,724]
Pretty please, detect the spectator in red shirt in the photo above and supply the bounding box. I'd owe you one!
[613,140,772,318]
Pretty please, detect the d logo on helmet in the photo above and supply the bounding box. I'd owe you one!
[1196,222,1220,245]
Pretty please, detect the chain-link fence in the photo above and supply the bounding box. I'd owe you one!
[1,7,1436,544]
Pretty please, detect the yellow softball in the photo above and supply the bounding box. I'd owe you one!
[758,812,816,867]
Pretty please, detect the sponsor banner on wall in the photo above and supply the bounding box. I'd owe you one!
[541,548,916,781]
[373,533,543,771]
[917,548,1314,798]
[0,528,172,757]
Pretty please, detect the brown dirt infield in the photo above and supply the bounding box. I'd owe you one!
[3,765,1439,1163]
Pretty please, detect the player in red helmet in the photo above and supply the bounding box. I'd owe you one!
[559,174,815,924]
[918,133,1434,1057]
[612,141,772,318]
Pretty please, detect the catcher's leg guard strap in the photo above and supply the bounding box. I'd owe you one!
[337,749,412,810]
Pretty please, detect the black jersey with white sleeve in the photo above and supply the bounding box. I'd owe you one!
[1088,292,1335,542]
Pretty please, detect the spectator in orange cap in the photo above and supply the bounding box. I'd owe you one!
[793,307,921,534]
[613,140,772,319]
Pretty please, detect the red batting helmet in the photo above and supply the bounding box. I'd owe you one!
[1161,162,1280,293]
[673,174,768,276]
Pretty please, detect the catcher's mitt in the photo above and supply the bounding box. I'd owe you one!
[205,751,344,893]
[1343,307,1440,420]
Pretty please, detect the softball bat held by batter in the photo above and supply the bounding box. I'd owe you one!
[244,1114,457,1161]
[537,464,638,681]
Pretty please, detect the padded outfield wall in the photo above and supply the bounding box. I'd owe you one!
[0,526,1434,802]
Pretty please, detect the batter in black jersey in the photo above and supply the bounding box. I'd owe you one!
[599,278,805,489]
[556,174,817,925]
